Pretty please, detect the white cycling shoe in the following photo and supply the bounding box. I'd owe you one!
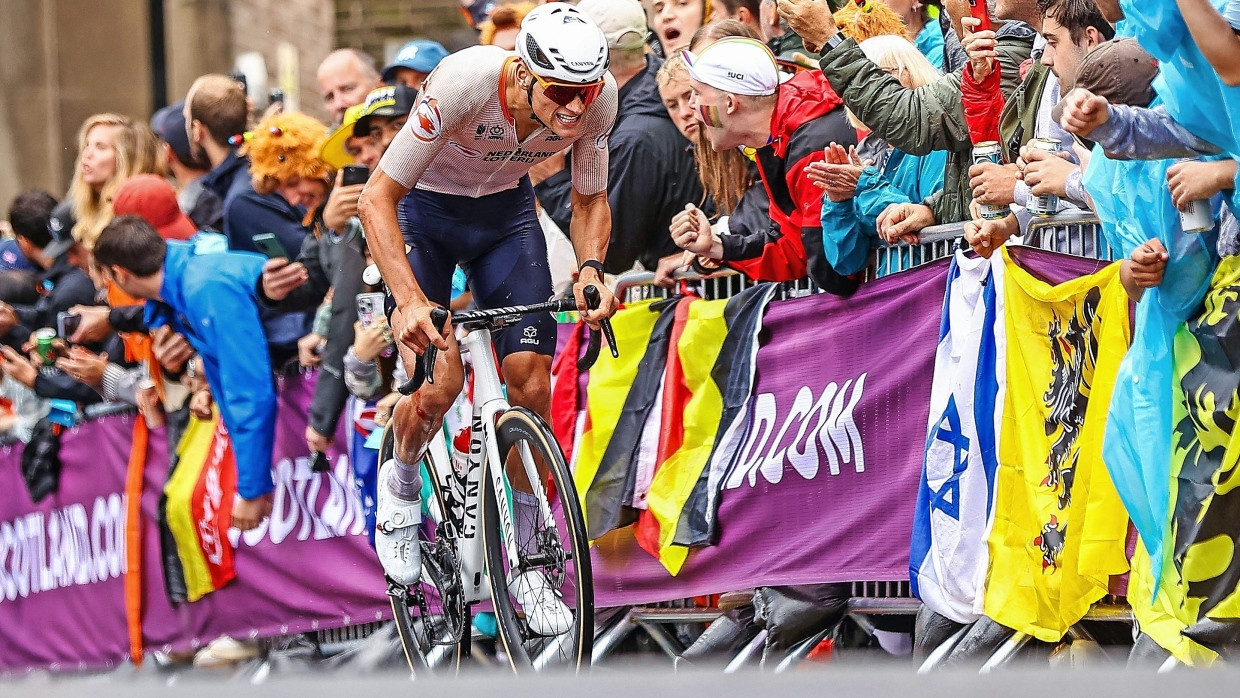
[375,459,423,587]
[509,569,572,636]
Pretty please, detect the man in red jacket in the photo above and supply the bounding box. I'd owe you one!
[670,36,859,295]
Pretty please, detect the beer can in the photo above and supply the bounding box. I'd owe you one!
[1025,138,1062,218]
[34,328,56,366]
[1175,159,1215,233]
[972,142,1009,221]
[1180,198,1214,233]
[136,377,165,428]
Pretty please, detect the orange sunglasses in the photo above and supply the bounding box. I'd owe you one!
[532,72,605,108]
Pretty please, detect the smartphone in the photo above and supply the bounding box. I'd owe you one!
[356,292,385,329]
[342,164,370,187]
[252,233,289,259]
[968,0,993,31]
[268,88,285,108]
[56,312,81,340]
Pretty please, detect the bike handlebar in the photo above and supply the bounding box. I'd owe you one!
[396,285,618,396]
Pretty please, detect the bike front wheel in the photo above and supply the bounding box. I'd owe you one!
[483,407,594,673]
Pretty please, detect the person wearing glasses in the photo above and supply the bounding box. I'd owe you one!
[358,3,620,634]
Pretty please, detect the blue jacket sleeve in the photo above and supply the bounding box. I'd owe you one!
[820,194,867,277]
[190,280,278,500]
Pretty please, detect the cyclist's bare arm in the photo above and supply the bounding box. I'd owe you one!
[567,189,618,326]
[566,113,620,326]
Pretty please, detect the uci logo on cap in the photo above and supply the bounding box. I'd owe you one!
[728,71,745,80]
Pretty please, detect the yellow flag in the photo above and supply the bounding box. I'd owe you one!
[573,299,663,534]
[984,250,1131,641]
[642,298,729,574]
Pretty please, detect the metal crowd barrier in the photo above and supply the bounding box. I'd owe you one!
[1020,211,1114,260]
[615,225,963,305]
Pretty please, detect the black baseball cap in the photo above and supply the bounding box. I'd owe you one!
[43,204,78,260]
[151,101,210,170]
[352,84,419,139]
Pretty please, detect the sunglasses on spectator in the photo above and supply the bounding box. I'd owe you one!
[532,73,605,108]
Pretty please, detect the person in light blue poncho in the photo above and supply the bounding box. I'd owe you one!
[808,34,947,277]
[1055,0,1240,591]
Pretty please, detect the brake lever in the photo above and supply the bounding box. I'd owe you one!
[397,306,451,396]
[576,285,618,371]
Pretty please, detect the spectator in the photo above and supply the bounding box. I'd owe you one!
[715,0,764,35]
[354,84,419,154]
[318,49,383,124]
[151,101,222,232]
[381,40,449,91]
[228,112,331,258]
[671,37,859,292]
[68,113,162,249]
[538,0,705,274]
[113,174,227,250]
[187,74,253,237]
[645,0,713,55]
[479,4,535,49]
[0,191,95,347]
[227,112,332,369]
[775,0,1035,237]
[809,34,948,275]
[321,104,383,172]
[93,216,277,531]
[262,87,413,461]
[886,0,947,68]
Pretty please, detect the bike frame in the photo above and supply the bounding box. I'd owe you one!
[432,325,557,607]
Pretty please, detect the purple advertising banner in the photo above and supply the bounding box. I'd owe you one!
[591,260,950,607]
[0,374,390,674]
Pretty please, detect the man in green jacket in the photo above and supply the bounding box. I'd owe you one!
[777,0,1041,236]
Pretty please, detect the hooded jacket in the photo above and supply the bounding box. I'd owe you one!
[201,149,252,239]
[535,55,704,273]
[145,242,277,500]
[718,69,858,294]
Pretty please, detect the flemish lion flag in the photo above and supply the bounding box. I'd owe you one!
[1129,255,1240,666]
[983,249,1130,641]
[164,411,238,601]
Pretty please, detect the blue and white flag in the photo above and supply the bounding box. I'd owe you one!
[911,252,1004,624]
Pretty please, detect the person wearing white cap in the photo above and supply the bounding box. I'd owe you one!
[536,0,706,274]
[670,36,859,295]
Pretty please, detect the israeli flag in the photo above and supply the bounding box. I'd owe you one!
[910,252,1004,624]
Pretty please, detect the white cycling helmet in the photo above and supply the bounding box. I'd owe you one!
[516,3,610,84]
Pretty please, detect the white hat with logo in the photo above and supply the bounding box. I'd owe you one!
[681,37,780,97]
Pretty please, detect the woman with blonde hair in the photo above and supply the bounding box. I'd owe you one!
[69,113,162,248]
[807,33,947,276]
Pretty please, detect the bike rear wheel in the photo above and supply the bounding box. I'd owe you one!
[381,424,465,676]
[483,407,594,673]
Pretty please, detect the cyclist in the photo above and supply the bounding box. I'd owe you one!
[358,3,620,635]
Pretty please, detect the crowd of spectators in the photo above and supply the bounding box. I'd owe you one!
[1,0,1239,661]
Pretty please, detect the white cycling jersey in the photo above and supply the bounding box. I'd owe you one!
[379,45,618,199]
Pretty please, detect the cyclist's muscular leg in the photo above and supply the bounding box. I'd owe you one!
[500,351,554,493]
[388,336,465,496]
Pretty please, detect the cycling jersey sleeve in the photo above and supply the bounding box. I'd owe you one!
[378,55,490,189]
[570,79,619,196]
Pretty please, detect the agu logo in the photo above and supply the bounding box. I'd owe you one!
[412,98,442,142]
[520,325,539,345]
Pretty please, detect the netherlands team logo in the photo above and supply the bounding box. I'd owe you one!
[412,98,441,142]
